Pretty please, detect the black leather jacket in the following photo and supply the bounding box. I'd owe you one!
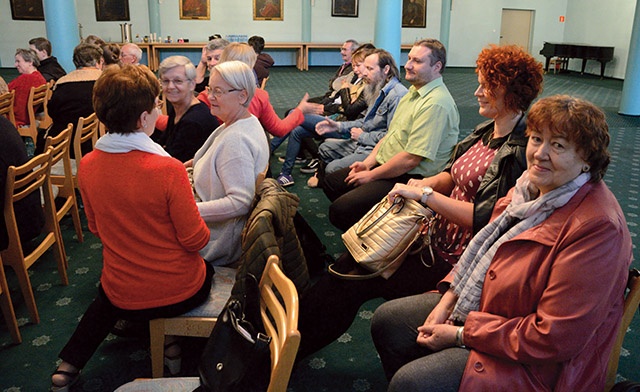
[444,116,528,234]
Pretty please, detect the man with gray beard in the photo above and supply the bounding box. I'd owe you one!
[277,49,407,187]
[314,49,408,178]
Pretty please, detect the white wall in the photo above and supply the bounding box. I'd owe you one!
[564,0,635,79]
[0,0,634,79]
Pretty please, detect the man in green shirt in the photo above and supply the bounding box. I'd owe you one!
[323,38,459,231]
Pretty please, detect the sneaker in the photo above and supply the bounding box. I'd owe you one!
[300,158,320,174]
[278,156,307,164]
[277,173,295,187]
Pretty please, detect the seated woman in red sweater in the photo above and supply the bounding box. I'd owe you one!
[8,48,46,127]
[50,65,211,391]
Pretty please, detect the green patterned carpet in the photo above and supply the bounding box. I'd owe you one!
[1,67,639,391]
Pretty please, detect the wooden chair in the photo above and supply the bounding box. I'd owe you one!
[1,148,68,324]
[37,80,55,130]
[0,254,21,344]
[258,255,301,392]
[51,113,99,189]
[147,265,236,377]
[44,124,84,243]
[19,83,49,146]
[115,255,300,392]
[605,268,640,392]
[0,90,16,126]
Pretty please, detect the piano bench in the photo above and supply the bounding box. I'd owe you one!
[550,57,569,74]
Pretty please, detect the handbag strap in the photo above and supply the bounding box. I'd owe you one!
[329,223,426,280]
[355,196,404,236]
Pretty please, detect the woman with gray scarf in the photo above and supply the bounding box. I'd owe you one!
[372,95,632,392]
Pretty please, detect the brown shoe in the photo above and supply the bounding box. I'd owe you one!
[307,173,319,188]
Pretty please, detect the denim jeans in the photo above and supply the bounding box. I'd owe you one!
[371,293,469,390]
[280,114,343,175]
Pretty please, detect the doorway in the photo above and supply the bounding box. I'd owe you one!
[500,9,534,53]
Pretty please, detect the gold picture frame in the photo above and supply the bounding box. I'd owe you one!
[179,0,210,20]
[253,0,283,21]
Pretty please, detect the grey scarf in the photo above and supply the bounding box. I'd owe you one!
[449,170,590,323]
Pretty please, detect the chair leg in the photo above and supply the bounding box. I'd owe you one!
[70,201,84,243]
[149,318,167,378]
[0,266,21,344]
[51,222,69,284]
[10,264,39,324]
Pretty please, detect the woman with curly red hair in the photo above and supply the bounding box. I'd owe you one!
[297,44,545,358]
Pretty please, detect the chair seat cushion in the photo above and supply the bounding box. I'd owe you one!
[50,159,76,176]
[179,266,236,317]
[114,377,200,391]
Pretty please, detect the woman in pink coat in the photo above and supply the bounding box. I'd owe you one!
[371,95,633,392]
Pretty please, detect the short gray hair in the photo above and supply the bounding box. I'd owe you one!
[73,43,103,68]
[211,61,256,108]
[158,55,197,81]
[121,43,142,62]
[206,38,230,52]
[220,43,257,68]
[15,48,39,67]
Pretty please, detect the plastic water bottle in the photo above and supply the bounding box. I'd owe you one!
[25,138,35,159]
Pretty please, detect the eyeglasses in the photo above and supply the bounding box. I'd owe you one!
[208,87,241,99]
[160,79,189,87]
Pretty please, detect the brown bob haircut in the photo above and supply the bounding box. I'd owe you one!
[93,64,160,134]
[526,95,610,182]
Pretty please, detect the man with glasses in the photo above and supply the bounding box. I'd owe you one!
[120,43,143,65]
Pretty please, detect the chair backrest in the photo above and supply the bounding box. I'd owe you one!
[44,124,74,192]
[73,112,99,168]
[38,80,55,130]
[26,83,48,129]
[0,90,16,126]
[256,164,269,190]
[18,83,50,146]
[260,255,300,392]
[3,149,54,260]
[260,76,269,90]
[605,269,640,392]
[44,125,72,168]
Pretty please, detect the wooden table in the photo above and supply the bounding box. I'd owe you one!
[148,42,305,71]
[137,42,415,72]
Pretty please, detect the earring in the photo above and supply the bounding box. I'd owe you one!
[582,165,590,172]
[143,121,147,129]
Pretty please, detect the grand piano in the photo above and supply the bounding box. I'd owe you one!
[539,42,614,78]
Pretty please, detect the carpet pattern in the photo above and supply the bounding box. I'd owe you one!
[0,67,639,391]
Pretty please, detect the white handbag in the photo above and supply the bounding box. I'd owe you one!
[332,196,435,280]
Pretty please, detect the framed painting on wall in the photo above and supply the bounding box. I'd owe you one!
[253,0,283,21]
[402,0,426,28]
[95,0,130,22]
[179,0,210,20]
[10,0,45,21]
[332,0,358,17]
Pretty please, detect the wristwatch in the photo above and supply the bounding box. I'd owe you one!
[420,186,433,205]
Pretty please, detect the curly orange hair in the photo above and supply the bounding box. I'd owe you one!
[476,44,544,113]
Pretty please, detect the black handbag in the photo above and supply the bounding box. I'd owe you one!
[196,274,272,392]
